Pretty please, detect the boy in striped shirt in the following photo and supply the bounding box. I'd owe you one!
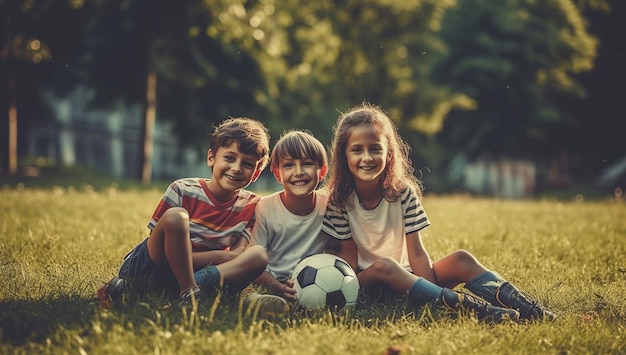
[98,117,271,308]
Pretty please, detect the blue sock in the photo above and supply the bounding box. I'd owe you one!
[408,277,444,307]
[464,271,505,305]
[194,265,221,293]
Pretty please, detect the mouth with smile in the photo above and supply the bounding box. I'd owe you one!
[290,180,309,186]
[225,174,243,182]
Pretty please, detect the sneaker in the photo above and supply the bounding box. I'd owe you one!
[246,293,289,318]
[163,286,201,310]
[440,288,520,323]
[97,277,128,308]
[495,282,557,321]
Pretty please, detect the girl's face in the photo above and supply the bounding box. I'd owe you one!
[206,142,262,201]
[344,124,388,184]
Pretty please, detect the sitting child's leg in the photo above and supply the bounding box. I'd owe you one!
[464,271,556,320]
[195,245,268,295]
[194,265,221,294]
[362,258,519,323]
[147,207,198,297]
[409,277,520,323]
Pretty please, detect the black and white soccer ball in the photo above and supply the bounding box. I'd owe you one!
[290,253,360,312]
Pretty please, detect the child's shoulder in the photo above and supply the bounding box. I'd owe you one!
[236,188,262,203]
[164,177,202,189]
[259,190,281,200]
[170,177,202,185]
[397,186,423,206]
[315,188,329,204]
[256,190,281,208]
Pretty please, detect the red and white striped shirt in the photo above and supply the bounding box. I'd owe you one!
[148,178,260,252]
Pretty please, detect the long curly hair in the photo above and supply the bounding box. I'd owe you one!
[326,102,423,209]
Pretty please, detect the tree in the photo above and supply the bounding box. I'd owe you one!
[565,0,625,182]
[0,0,84,175]
[430,0,598,167]
[79,0,266,182]
[197,0,457,148]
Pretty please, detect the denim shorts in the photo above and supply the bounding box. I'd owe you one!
[119,238,178,298]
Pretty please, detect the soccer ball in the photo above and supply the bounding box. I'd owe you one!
[291,253,360,312]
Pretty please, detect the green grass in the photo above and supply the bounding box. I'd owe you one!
[1,185,625,354]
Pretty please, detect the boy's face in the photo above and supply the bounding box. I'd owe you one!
[206,142,263,199]
[273,154,327,198]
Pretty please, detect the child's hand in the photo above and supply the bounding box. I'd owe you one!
[281,279,297,302]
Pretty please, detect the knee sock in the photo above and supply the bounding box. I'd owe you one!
[407,277,444,308]
[194,265,221,294]
[464,271,505,305]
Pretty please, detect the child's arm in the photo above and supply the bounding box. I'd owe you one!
[191,235,249,269]
[255,272,297,301]
[324,231,359,272]
[230,234,248,253]
[406,231,437,283]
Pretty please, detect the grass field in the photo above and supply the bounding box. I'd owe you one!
[0,184,625,354]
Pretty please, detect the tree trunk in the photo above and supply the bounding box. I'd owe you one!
[139,70,157,183]
[2,29,18,176]
[7,70,17,175]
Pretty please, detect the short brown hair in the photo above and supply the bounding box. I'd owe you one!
[209,117,271,171]
[270,130,328,172]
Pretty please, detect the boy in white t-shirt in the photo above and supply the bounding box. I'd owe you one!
[252,130,329,302]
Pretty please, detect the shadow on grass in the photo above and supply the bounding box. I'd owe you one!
[0,292,238,346]
[0,295,98,346]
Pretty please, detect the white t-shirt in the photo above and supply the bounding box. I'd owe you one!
[252,190,330,282]
[321,188,430,271]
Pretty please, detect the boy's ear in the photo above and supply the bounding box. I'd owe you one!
[318,165,328,182]
[272,169,283,185]
[206,149,215,167]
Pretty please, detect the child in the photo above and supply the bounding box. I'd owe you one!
[252,130,330,303]
[98,117,271,308]
[321,102,555,322]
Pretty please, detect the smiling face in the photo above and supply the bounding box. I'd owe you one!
[273,154,327,198]
[206,142,262,202]
[344,124,388,186]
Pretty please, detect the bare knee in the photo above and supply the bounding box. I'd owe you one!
[449,249,481,269]
[245,245,269,270]
[158,207,190,232]
[370,257,404,280]
[147,207,190,266]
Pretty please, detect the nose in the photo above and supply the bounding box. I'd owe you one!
[294,162,304,175]
[231,160,242,174]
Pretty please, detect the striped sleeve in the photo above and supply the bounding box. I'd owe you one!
[402,188,430,234]
[147,179,186,230]
[321,202,352,240]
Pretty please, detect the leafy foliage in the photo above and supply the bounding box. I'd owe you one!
[430,0,598,160]
[2,0,620,189]
[77,0,267,150]
[196,0,456,145]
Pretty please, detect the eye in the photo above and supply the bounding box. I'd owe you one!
[224,155,235,162]
[350,147,362,153]
[282,162,295,168]
[243,161,256,169]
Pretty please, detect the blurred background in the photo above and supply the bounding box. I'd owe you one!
[1,0,624,198]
